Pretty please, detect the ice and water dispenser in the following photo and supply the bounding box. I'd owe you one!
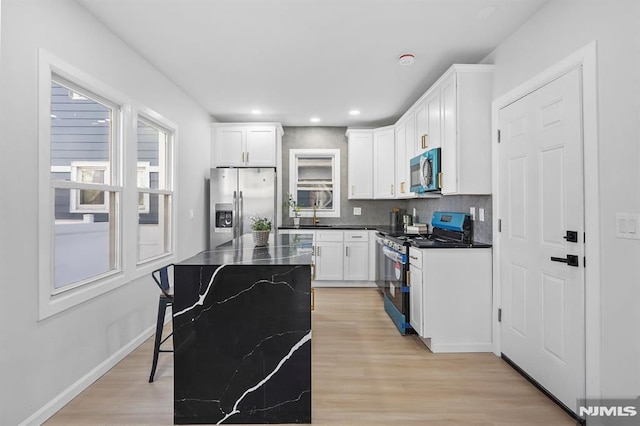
[214,203,233,233]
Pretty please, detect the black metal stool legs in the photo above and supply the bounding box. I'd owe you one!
[149,296,173,383]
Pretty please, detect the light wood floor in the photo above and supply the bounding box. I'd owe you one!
[46,288,574,425]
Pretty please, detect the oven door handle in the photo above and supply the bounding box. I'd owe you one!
[382,246,407,264]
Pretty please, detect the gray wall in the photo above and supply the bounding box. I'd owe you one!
[282,126,493,243]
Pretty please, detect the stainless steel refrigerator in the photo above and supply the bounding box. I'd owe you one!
[209,168,276,248]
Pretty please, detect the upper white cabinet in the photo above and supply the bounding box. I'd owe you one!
[345,63,493,199]
[394,119,413,199]
[438,66,493,194]
[373,127,395,199]
[346,130,373,199]
[425,89,442,150]
[212,124,282,167]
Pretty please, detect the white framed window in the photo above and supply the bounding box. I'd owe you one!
[289,149,341,218]
[136,116,174,263]
[48,74,122,295]
[37,49,177,319]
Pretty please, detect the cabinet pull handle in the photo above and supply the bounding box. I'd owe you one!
[406,270,411,285]
[317,246,320,257]
[346,246,349,257]
[311,264,316,281]
[391,184,394,194]
[351,185,354,196]
[422,134,428,149]
[246,151,249,163]
[351,235,362,238]
[400,182,405,193]
[241,152,245,162]
[410,255,419,260]
[311,288,315,310]
[437,172,442,189]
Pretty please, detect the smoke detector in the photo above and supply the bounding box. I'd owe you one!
[398,53,415,66]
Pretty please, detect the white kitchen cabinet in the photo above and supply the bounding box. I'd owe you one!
[411,247,492,353]
[373,127,395,199]
[394,122,412,199]
[346,130,373,199]
[212,124,281,167]
[408,248,423,336]
[284,229,374,285]
[315,240,344,281]
[405,114,416,164]
[438,65,493,195]
[425,89,442,150]
[344,231,369,281]
[397,114,416,198]
[414,100,427,155]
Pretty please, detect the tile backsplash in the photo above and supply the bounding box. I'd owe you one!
[406,195,493,243]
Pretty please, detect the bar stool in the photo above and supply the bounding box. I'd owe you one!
[149,263,174,383]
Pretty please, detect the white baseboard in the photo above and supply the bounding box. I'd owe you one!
[19,312,171,426]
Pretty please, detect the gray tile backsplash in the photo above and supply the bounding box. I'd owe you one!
[282,126,493,243]
[406,195,493,243]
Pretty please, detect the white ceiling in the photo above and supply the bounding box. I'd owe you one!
[76,0,549,127]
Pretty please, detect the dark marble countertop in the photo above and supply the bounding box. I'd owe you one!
[177,233,313,266]
[279,224,389,231]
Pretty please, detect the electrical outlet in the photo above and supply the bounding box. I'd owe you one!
[353,207,362,216]
[479,208,485,222]
[616,213,640,239]
[469,207,476,220]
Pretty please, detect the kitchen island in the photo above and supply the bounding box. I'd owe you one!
[173,233,313,424]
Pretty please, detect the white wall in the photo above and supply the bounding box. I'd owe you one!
[0,1,211,424]
[483,0,640,399]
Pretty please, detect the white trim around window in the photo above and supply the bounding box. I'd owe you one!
[37,49,177,320]
[289,149,341,218]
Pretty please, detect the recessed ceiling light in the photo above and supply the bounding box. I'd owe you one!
[310,117,320,123]
[477,6,496,20]
[251,109,262,114]
[398,53,415,66]
[349,110,361,116]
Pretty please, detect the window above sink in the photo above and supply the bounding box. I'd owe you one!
[289,149,341,218]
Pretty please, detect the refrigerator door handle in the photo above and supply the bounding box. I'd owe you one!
[232,190,238,238]
[239,191,244,236]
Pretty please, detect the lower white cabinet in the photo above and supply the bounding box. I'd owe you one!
[281,229,373,285]
[408,265,424,336]
[343,231,369,280]
[409,246,492,353]
[315,241,344,280]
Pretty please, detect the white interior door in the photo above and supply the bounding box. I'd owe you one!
[499,67,585,414]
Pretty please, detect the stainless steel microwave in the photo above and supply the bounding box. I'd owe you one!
[409,148,441,193]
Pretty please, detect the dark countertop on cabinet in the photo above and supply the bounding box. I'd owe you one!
[278,224,389,231]
[177,233,313,266]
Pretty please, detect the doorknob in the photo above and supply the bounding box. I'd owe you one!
[550,255,579,267]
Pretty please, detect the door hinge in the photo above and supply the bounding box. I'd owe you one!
[584,256,586,268]
[584,232,586,243]
[498,308,502,322]
[497,129,501,143]
[498,219,502,232]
